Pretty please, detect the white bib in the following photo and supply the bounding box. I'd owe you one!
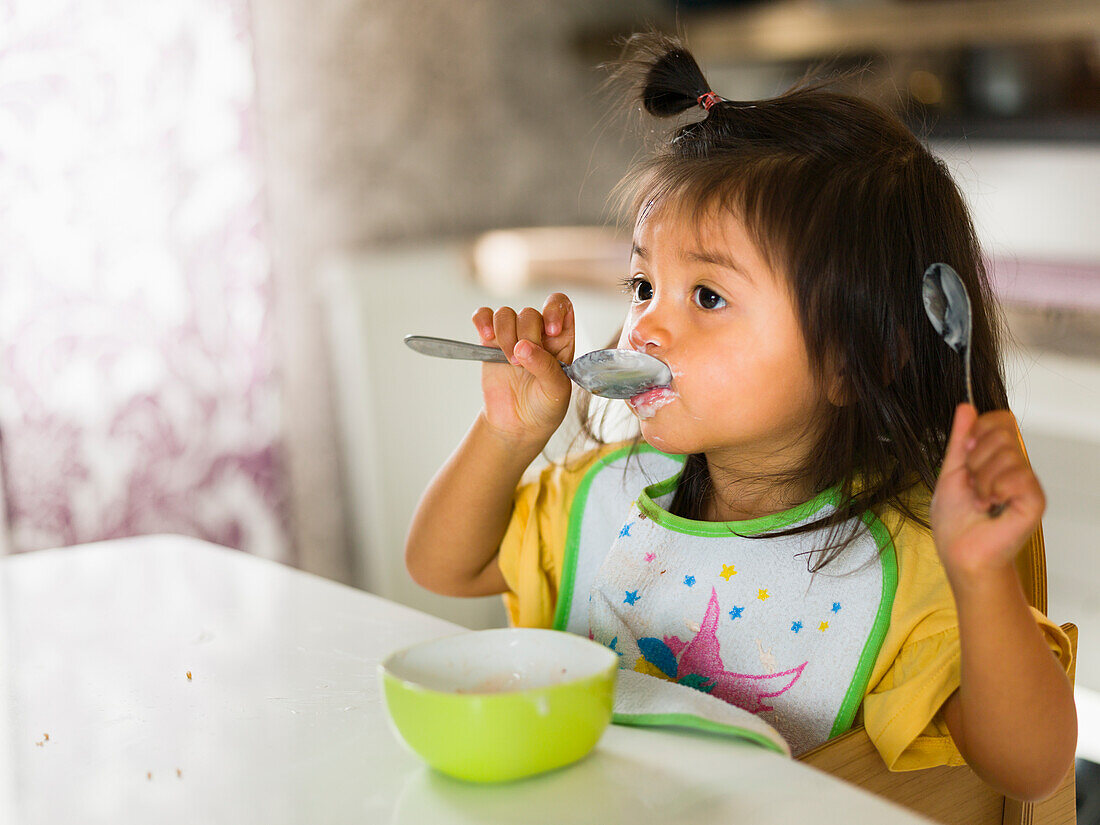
[555,446,897,756]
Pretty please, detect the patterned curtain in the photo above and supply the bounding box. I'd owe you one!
[0,0,290,560]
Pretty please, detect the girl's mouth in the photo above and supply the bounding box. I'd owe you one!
[628,385,677,419]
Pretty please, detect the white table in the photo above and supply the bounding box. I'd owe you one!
[0,535,933,824]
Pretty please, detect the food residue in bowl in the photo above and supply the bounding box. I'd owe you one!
[459,671,526,693]
[454,667,574,694]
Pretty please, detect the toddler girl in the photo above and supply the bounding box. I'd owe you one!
[405,33,1075,800]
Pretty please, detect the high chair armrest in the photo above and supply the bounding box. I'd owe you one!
[798,622,1078,825]
[799,725,1005,823]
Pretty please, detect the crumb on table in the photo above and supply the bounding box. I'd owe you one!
[186,671,192,680]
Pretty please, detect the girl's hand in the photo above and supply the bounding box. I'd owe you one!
[471,293,575,446]
[931,403,1046,585]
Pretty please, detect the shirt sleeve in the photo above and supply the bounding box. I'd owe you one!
[497,447,613,629]
[860,495,1074,772]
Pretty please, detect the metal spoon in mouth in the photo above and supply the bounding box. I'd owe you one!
[921,262,1006,518]
[403,335,672,400]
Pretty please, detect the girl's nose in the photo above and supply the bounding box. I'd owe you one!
[627,307,669,353]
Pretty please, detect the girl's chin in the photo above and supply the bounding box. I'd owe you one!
[636,426,690,456]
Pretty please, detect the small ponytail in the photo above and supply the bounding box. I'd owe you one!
[608,31,725,120]
[642,46,716,117]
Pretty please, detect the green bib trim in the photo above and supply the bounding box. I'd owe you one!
[638,476,842,536]
[551,444,684,632]
[828,509,898,738]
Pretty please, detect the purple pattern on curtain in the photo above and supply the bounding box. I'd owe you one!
[0,0,290,560]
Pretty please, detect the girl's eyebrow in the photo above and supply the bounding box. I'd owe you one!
[685,249,750,279]
[631,243,754,283]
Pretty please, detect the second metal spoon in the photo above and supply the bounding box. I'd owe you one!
[922,262,974,407]
[922,263,1006,517]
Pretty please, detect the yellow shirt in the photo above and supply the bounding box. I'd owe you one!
[497,443,1073,771]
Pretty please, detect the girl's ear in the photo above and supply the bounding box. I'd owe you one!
[827,365,851,407]
[826,351,852,407]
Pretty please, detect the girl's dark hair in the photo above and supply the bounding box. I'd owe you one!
[592,32,1009,567]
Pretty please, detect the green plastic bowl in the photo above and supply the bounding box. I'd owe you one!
[379,628,618,783]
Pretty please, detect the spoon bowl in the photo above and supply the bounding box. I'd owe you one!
[922,262,974,407]
[404,335,671,400]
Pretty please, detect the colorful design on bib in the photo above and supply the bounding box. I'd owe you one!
[619,523,633,538]
[791,621,803,633]
[633,588,807,714]
[757,588,770,601]
[819,621,829,632]
[728,606,744,620]
[684,575,696,587]
[832,602,842,613]
[719,564,737,580]
[644,552,655,562]
[624,590,640,605]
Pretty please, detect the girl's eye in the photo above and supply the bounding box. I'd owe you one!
[693,286,726,310]
[622,276,653,303]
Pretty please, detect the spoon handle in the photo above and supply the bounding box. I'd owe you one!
[404,335,510,363]
[964,345,1008,518]
[964,341,975,409]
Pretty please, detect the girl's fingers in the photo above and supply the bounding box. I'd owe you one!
[472,307,496,343]
[967,409,1018,439]
[517,307,546,351]
[941,403,978,478]
[513,339,569,398]
[475,296,574,363]
[492,307,520,364]
[541,293,573,337]
[965,422,1016,471]
[989,466,1045,512]
[969,445,1023,502]
[545,295,576,361]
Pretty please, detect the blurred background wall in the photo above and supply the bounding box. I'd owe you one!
[247,0,670,585]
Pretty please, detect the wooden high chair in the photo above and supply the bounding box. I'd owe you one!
[798,431,1078,825]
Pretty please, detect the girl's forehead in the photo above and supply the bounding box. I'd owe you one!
[633,204,761,260]
[635,202,742,241]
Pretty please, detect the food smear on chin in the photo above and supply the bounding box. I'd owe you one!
[629,386,677,419]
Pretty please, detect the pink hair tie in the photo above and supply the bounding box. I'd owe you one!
[697,92,722,111]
